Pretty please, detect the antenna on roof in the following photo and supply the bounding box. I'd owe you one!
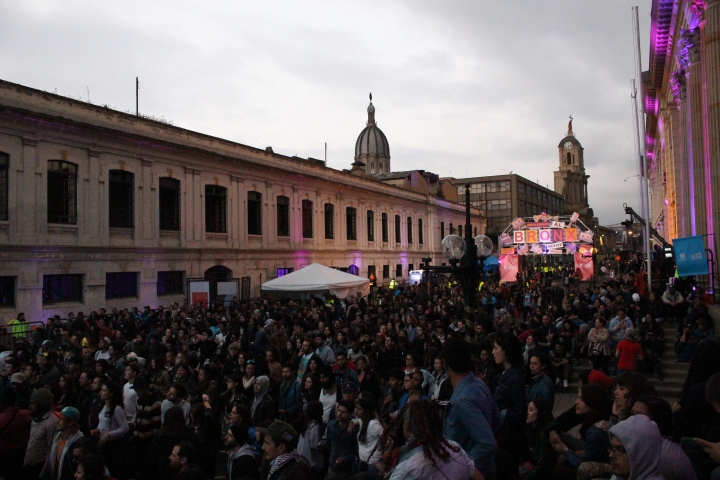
[325,142,327,166]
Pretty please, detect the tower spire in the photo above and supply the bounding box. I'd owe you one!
[367,92,376,126]
[567,114,574,136]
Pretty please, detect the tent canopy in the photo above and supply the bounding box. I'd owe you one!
[261,263,370,298]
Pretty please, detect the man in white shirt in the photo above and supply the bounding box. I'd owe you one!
[123,364,140,424]
[318,366,337,425]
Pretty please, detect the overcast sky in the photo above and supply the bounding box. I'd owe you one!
[2,0,652,225]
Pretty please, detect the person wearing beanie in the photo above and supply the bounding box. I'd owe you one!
[224,423,258,480]
[43,406,85,480]
[608,414,664,480]
[23,387,58,478]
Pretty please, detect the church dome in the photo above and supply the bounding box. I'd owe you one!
[354,94,390,175]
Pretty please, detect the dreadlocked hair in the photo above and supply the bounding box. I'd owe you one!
[403,399,460,468]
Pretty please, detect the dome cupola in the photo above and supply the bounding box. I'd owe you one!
[354,93,390,175]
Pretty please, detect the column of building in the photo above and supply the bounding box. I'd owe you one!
[705,0,720,263]
[670,70,691,237]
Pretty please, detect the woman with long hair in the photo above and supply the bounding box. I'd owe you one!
[74,454,111,480]
[56,373,79,410]
[241,359,256,399]
[383,399,478,479]
[356,355,380,400]
[190,402,220,479]
[94,380,129,480]
[296,400,326,474]
[353,396,385,472]
[306,354,323,378]
[301,373,321,412]
[190,366,219,407]
[552,383,612,471]
[523,398,557,480]
[148,355,172,395]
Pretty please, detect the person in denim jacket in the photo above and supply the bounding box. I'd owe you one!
[442,336,501,479]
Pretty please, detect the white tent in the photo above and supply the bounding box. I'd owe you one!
[261,263,370,298]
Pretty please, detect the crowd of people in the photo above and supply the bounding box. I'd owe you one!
[0,263,719,480]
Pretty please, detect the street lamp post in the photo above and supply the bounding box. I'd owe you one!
[421,184,491,340]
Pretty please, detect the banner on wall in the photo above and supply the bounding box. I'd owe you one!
[188,281,210,307]
[674,236,709,276]
[574,252,594,281]
[499,254,520,284]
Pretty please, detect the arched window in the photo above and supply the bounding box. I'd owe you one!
[48,161,78,224]
[566,152,571,165]
[370,162,375,172]
[379,162,383,172]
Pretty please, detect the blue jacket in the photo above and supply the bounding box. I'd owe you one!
[327,419,358,471]
[565,423,610,470]
[527,374,555,410]
[493,366,526,426]
[443,372,502,477]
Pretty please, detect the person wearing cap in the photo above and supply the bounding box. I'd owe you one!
[254,319,275,352]
[224,423,259,480]
[9,372,31,409]
[24,387,58,479]
[0,389,32,480]
[94,337,111,362]
[340,381,359,404]
[661,284,684,322]
[41,406,84,480]
[258,420,313,480]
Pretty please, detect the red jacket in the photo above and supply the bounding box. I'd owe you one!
[0,407,32,455]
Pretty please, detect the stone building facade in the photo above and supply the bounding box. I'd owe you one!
[645,0,720,261]
[0,80,480,323]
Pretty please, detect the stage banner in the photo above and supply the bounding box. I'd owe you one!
[574,252,594,281]
[674,236,709,276]
[188,281,210,307]
[499,254,519,284]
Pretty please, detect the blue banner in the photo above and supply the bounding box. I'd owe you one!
[673,236,708,276]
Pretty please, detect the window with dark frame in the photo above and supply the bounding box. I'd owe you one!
[157,271,184,295]
[43,274,82,304]
[382,265,390,279]
[277,268,294,277]
[324,203,334,239]
[407,217,413,244]
[248,191,262,235]
[418,218,424,244]
[440,221,444,239]
[105,272,138,299]
[109,170,134,229]
[382,213,388,242]
[277,195,290,237]
[205,185,227,233]
[459,225,463,237]
[396,264,402,277]
[302,200,313,238]
[367,210,374,241]
[159,177,181,231]
[395,215,401,243]
[47,161,78,224]
[450,223,454,235]
[346,207,357,241]
[0,276,15,307]
[0,152,8,222]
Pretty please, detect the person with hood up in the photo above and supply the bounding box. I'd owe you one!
[224,423,259,480]
[250,375,276,425]
[608,413,664,480]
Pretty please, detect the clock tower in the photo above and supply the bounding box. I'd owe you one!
[554,117,591,220]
